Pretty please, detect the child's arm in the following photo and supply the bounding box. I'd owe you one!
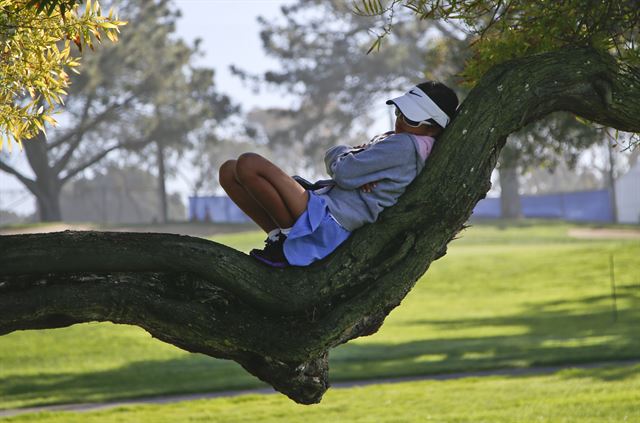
[324,134,414,190]
[323,132,396,175]
[324,145,352,175]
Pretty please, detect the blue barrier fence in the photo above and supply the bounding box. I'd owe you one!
[472,189,613,222]
[190,189,614,224]
[188,196,251,223]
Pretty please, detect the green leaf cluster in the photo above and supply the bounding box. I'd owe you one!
[0,0,126,151]
[354,0,640,86]
[353,0,387,15]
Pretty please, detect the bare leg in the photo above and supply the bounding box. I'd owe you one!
[219,154,308,232]
[219,159,278,232]
[233,153,308,229]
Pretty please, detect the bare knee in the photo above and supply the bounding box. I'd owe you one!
[219,159,237,189]
[235,153,264,184]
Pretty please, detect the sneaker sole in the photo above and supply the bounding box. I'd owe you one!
[250,251,288,268]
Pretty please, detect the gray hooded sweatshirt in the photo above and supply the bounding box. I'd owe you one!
[319,132,432,231]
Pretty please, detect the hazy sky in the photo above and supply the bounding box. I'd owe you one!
[175,0,296,110]
[0,0,296,216]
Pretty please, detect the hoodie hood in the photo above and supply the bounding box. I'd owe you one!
[407,134,435,174]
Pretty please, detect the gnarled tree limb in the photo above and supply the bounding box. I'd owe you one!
[1,47,638,404]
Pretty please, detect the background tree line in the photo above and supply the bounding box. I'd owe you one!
[0,0,636,224]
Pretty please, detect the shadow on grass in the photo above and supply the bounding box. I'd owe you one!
[331,287,640,382]
[555,362,640,382]
[0,355,264,409]
[1,288,638,409]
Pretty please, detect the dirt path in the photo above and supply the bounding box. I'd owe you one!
[1,359,638,419]
[567,227,640,239]
[0,222,258,238]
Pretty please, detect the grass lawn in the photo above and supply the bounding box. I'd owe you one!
[4,363,640,422]
[0,220,638,410]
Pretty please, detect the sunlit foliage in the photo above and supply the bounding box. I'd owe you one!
[354,0,640,85]
[0,0,125,151]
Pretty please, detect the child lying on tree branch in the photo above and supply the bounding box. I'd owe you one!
[219,81,459,267]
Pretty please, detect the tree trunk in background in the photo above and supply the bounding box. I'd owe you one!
[35,184,63,222]
[499,165,523,219]
[23,133,64,222]
[629,146,640,168]
[156,141,168,224]
[606,135,618,223]
[2,48,639,405]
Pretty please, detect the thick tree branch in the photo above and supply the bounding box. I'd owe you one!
[1,47,638,405]
[23,132,55,185]
[0,158,38,195]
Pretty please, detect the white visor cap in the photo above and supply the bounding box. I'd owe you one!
[386,86,450,128]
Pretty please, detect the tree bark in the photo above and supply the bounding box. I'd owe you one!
[156,140,169,224]
[23,133,64,222]
[499,165,523,219]
[35,185,63,222]
[1,47,639,404]
[606,134,618,223]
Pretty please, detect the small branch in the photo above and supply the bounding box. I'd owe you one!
[59,138,148,183]
[0,159,30,185]
[51,92,95,173]
[47,95,136,151]
[0,158,38,194]
[433,20,465,40]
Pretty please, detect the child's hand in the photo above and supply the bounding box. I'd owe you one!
[360,181,378,193]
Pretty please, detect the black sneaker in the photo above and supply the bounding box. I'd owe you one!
[250,234,289,268]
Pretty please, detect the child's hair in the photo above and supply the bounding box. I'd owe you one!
[416,81,459,129]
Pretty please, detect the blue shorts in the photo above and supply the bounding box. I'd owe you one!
[283,191,351,266]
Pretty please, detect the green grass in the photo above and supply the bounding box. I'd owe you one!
[0,221,638,410]
[4,363,640,422]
